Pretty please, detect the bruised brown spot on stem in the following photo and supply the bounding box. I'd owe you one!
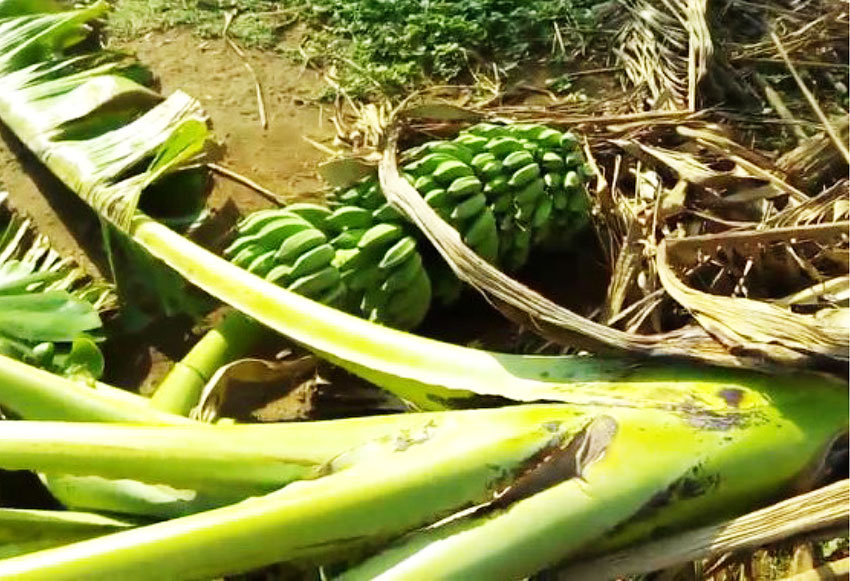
[717,387,744,407]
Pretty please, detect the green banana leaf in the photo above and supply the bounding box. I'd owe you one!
[0,193,109,378]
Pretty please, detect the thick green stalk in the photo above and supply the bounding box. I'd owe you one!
[0,407,587,494]
[131,215,845,411]
[340,382,848,580]
[0,508,134,559]
[37,407,532,518]
[39,474,229,520]
[150,310,260,415]
[0,349,207,517]
[0,422,321,494]
[0,353,190,424]
[0,407,566,580]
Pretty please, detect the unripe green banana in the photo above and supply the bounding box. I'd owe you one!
[360,287,388,321]
[330,228,368,249]
[424,188,451,209]
[285,203,332,228]
[544,171,564,191]
[491,192,513,213]
[358,223,406,254]
[508,163,541,188]
[560,131,579,150]
[343,264,384,292]
[515,178,545,206]
[231,245,263,268]
[224,215,310,257]
[503,150,535,171]
[326,206,373,231]
[463,209,498,248]
[414,153,457,175]
[464,209,499,263]
[484,175,510,197]
[287,266,341,299]
[447,175,483,198]
[286,243,336,281]
[450,193,487,221]
[426,142,474,164]
[564,170,582,191]
[235,208,286,236]
[466,123,503,138]
[246,250,277,277]
[382,269,432,330]
[276,229,327,263]
[453,133,488,152]
[318,282,347,307]
[372,203,404,223]
[531,197,553,228]
[541,151,566,172]
[553,189,569,210]
[379,236,417,270]
[486,137,525,158]
[413,175,440,194]
[380,253,424,293]
[433,159,474,184]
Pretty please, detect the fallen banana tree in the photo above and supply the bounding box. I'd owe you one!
[0,378,845,578]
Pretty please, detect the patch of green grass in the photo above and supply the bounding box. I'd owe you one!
[107,1,284,49]
[106,0,601,99]
[300,0,599,97]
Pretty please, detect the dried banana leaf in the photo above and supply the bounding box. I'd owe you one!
[657,225,850,364]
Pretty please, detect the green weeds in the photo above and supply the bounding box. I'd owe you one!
[107,0,600,98]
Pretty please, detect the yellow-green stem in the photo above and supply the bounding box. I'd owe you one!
[151,311,260,415]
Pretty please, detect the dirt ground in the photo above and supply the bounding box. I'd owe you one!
[116,30,336,213]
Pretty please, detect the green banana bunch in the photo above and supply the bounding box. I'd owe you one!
[411,122,592,270]
[228,122,591,328]
[335,122,592,274]
[225,203,432,330]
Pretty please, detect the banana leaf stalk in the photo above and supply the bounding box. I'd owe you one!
[0,408,566,580]
[0,508,134,560]
[0,348,224,519]
[0,379,845,580]
[0,352,189,423]
[150,311,259,415]
[339,385,848,579]
[0,406,583,494]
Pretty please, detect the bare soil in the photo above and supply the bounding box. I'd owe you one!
[115,30,337,214]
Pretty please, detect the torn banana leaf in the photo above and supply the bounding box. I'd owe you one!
[0,2,210,230]
[0,192,111,379]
